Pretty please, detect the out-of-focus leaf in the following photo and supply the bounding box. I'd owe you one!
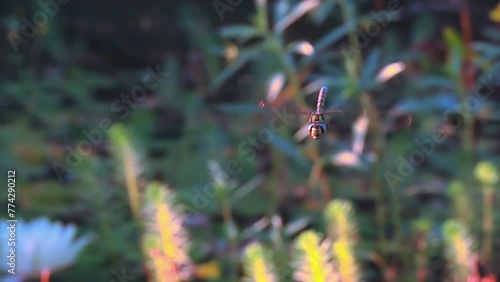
[42,18,69,63]
[483,27,500,42]
[232,188,273,216]
[287,41,314,56]
[181,7,220,80]
[442,27,464,79]
[417,75,456,90]
[472,42,500,60]
[231,175,265,202]
[311,0,335,24]
[330,150,362,168]
[253,0,269,32]
[212,103,263,114]
[388,95,459,115]
[274,0,320,33]
[274,0,290,28]
[352,114,369,155]
[271,135,309,169]
[360,48,381,89]
[210,50,259,91]
[313,19,356,55]
[219,25,263,43]
[158,56,181,107]
[411,14,435,44]
[266,72,286,102]
[377,62,405,83]
[302,77,349,99]
[284,216,311,237]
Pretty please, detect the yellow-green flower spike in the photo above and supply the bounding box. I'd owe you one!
[292,231,337,282]
[243,242,278,282]
[474,161,498,187]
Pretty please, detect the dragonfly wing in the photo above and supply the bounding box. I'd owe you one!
[259,101,313,116]
[322,109,343,115]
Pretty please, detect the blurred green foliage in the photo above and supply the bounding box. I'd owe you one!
[1,0,500,281]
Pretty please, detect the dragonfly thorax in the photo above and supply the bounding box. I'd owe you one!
[309,113,325,123]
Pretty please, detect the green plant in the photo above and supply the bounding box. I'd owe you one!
[108,124,142,220]
[474,161,498,263]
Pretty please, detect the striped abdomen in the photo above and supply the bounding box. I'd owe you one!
[316,86,327,113]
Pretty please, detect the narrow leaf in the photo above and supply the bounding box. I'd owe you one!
[314,19,356,54]
[271,135,310,169]
[219,25,263,43]
[210,51,258,91]
[274,0,320,33]
[360,48,381,89]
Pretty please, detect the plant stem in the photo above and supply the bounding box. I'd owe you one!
[337,0,388,249]
[270,36,308,110]
[268,150,283,217]
[458,1,475,171]
[482,187,494,263]
[361,92,387,248]
[124,146,141,221]
[221,196,238,282]
[415,233,428,282]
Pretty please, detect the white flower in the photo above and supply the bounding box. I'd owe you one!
[0,217,93,282]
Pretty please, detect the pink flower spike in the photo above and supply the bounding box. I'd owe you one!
[41,268,51,282]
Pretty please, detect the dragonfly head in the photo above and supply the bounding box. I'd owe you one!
[307,122,326,139]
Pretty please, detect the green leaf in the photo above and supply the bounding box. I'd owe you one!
[180,7,220,80]
[360,48,381,89]
[311,0,335,24]
[472,42,500,60]
[418,75,456,90]
[274,0,320,33]
[442,27,464,79]
[219,25,263,43]
[210,50,259,91]
[271,135,309,169]
[388,95,459,115]
[253,0,269,32]
[313,19,356,55]
[212,103,263,114]
[483,27,500,42]
[411,14,435,44]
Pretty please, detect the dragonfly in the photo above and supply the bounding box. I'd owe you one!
[260,86,342,140]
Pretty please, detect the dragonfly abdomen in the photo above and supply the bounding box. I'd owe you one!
[316,86,327,113]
